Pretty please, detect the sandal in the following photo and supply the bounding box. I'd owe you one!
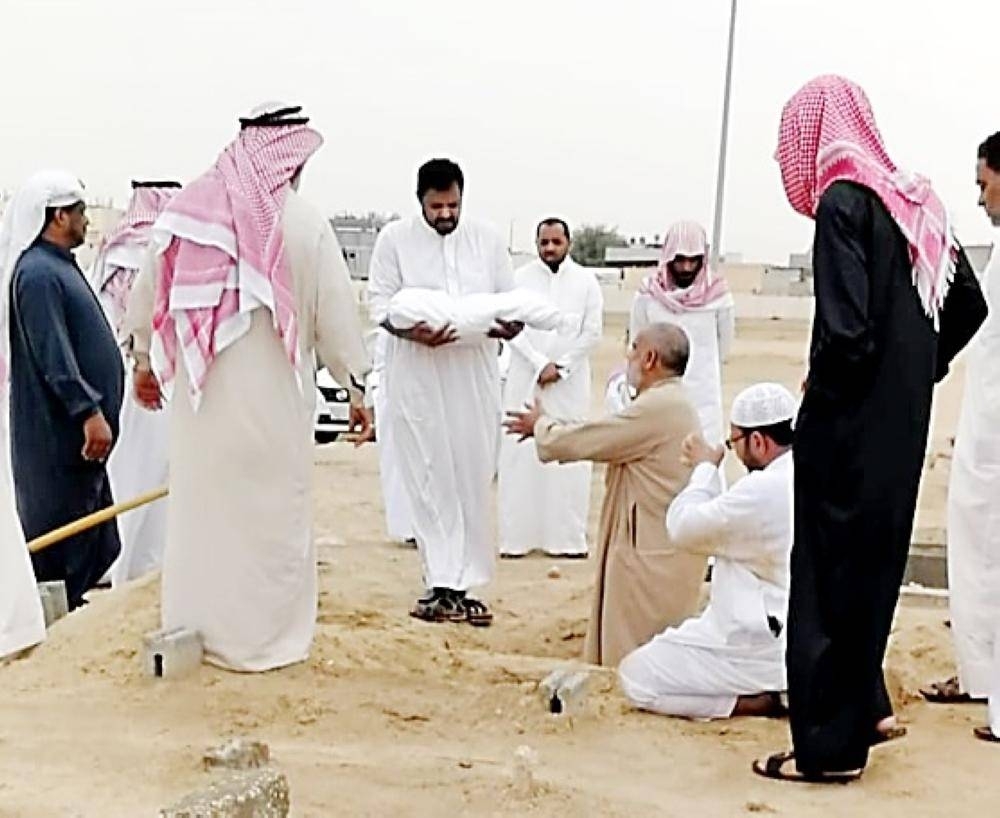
[409,590,466,623]
[870,724,907,747]
[458,596,494,627]
[919,676,986,704]
[751,751,862,784]
[973,726,1000,744]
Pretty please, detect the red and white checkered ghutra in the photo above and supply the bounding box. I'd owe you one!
[777,75,956,327]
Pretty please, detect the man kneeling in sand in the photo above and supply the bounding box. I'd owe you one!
[618,383,796,719]
[504,323,705,667]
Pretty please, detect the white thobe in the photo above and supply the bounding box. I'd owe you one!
[628,293,735,445]
[0,410,45,659]
[948,246,1000,703]
[618,452,792,719]
[367,216,513,592]
[89,243,170,586]
[497,258,603,556]
[127,190,371,671]
[372,330,412,541]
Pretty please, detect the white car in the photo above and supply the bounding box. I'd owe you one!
[314,329,379,443]
[314,369,354,442]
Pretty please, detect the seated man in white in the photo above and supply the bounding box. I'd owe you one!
[618,382,796,720]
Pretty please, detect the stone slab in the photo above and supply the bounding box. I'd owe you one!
[37,581,68,628]
[160,768,289,818]
[142,627,203,679]
[203,739,270,771]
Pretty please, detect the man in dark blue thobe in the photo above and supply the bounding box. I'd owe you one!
[8,187,124,609]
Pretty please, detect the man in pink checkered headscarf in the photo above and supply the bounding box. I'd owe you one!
[125,103,374,672]
[89,181,180,589]
[753,76,987,783]
[626,220,735,448]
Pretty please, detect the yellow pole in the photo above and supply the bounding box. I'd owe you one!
[27,486,169,554]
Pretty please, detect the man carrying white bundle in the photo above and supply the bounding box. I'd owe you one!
[386,285,578,340]
[367,158,522,626]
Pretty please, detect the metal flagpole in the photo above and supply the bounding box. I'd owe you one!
[710,0,738,269]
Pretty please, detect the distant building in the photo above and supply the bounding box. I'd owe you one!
[331,213,399,279]
[604,245,659,267]
[761,265,812,296]
[604,243,743,269]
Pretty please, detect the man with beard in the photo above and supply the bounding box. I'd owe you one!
[498,218,603,558]
[619,383,795,720]
[621,221,734,450]
[504,323,704,666]
[922,131,1000,746]
[367,158,521,626]
[5,170,123,610]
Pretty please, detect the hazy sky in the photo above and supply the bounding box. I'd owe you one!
[2,0,995,262]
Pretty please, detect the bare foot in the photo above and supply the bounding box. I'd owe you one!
[733,692,786,718]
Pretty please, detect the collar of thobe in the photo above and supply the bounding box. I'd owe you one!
[638,375,681,396]
[33,238,78,265]
[766,450,793,471]
[417,215,460,242]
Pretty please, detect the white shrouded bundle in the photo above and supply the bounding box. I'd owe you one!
[387,287,578,343]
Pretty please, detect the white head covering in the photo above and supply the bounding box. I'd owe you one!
[730,382,797,428]
[0,170,85,289]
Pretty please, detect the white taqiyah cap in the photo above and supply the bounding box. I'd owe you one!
[730,382,797,428]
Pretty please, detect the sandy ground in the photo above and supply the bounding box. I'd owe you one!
[0,313,992,817]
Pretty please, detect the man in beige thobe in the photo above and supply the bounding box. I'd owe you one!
[504,322,705,666]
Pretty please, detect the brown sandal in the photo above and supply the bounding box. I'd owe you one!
[409,591,466,623]
[919,676,986,704]
[973,726,1000,744]
[751,751,862,784]
[871,724,907,746]
[459,597,494,627]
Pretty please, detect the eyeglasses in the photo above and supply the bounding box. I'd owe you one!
[725,433,746,451]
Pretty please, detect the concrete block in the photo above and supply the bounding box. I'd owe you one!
[539,668,591,715]
[203,739,270,771]
[510,745,539,798]
[903,541,947,590]
[899,585,950,609]
[142,627,203,679]
[160,768,289,818]
[37,581,68,628]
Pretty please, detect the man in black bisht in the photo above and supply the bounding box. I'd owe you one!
[752,76,988,783]
[4,170,124,609]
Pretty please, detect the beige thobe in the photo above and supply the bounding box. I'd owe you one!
[126,190,371,672]
[534,377,705,667]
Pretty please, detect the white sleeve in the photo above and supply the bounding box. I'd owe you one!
[628,294,646,345]
[666,464,763,560]
[314,223,372,405]
[554,275,604,378]
[366,228,402,325]
[717,304,736,363]
[491,232,515,293]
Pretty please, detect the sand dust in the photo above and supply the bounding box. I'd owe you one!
[0,314,992,817]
